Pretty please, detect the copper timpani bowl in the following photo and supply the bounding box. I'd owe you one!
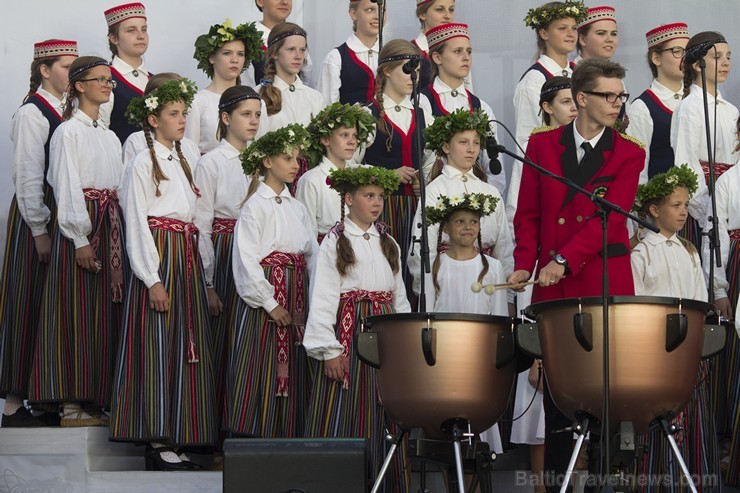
[356,313,517,440]
[524,296,714,434]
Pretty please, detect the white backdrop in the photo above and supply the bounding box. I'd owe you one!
[1,0,739,265]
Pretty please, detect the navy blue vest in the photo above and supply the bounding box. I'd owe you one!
[337,43,375,105]
[252,45,267,87]
[364,100,426,195]
[24,93,63,174]
[518,60,576,82]
[420,84,482,117]
[636,89,675,179]
[110,66,148,144]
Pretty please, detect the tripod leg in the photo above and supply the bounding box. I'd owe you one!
[658,418,698,493]
[559,417,589,493]
[371,428,406,493]
[452,437,466,493]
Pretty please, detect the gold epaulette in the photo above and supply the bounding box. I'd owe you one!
[530,126,555,136]
[619,133,646,149]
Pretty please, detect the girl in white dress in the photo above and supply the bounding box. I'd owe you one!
[296,102,376,241]
[227,123,318,438]
[303,166,410,492]
[187,19,266,154]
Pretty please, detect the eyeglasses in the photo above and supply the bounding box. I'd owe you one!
[656,46,686,59]
[583,91,629,104]
[79,77,117,88]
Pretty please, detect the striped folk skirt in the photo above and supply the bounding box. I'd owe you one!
[379,193,416,304]
[109,218,216,447]
[304,291,409,493]
[0,191,53,398]
[209,219,238,430]
[28,191,125,408]
[226,253,311,438]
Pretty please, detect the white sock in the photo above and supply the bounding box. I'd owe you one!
[150,442,182,464]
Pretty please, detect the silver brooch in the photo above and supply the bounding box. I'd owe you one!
[275,196,283,204]
[132,69,139,77]
[394,105,402,112]
[289,84,296,92]
[362,233,370,240]
[92,120,98,128]
[450,90,459,97]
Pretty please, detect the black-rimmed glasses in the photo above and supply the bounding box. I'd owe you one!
[656,46,686,59]
[583,91,629,104]
[79,77,117,88]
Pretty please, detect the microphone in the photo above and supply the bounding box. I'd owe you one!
[402,57,421,74]
[684,40,718,65]
[485,120,502,175]
[370,0,384,3]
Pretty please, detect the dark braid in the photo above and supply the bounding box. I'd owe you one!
[108,25,120,61]
[378,222,400,274]
[476,231,490,285]
[62,87,78,121]
[428,156,445,182]
[143,125,167,196]
[25,58,59,104]
[682,68,694,99]
[175,141,200,196]
[336,193,357,276]
[432,223,445,294]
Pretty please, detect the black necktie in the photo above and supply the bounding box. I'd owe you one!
[579,142,593,166]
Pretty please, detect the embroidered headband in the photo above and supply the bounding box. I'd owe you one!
[34,40,78,60]
[378,54,422,66]
[69,59,109,80]
[645,22,690,49]
[541,82,571,97]
[104,2,146,28]
[267,30,306,49]
[218,92,261,110]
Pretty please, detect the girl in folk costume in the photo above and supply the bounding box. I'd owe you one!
[260,22,323,132]
[99,3,150,144]
[188,19,267,155]
[245,0,314,90]
[711,118,740,485]
[303,166,411,492]
[227,124,318,438]
[193,85,262,433]
[671,31,738,271]
[0,40,77,428]
[109,78,215,470]
[419,22,505,194]
[407,108,513,309]
[413,0,473,91]
[296,102,376,242]
[121,73,201,168]
[316,0,381,106]
[424,192,506,459]
[28,56,125,427]
[510,75,577,493]
[631,164,721,491]
[364,39,435,293]
[627,23,690,185]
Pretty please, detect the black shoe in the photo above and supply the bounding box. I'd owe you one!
[1,407,59,428]
[145,445,192,471]
[177,450,205,470]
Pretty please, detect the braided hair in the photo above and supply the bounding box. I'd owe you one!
[62,56,109,120]
[260,22,307,116]
[681,31,726,99]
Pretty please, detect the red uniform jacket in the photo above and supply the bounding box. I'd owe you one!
[513,122,645,303]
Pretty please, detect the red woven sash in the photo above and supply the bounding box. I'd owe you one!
[83,188,123,302]
[699,160,733,184]
[147,216,201,364]
[729,229,740,240]
[212,218,236,234]
[260,251,307,397]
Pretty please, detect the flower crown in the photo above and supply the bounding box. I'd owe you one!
[125,78,198,127]
[424,107,489,156]
[240,123,309,176]
[304,102,377,168]
[524,1,589,30]
[327,166,400,195]
[193,19,264,79]
[426,192,500,225]
[633,163,699,212]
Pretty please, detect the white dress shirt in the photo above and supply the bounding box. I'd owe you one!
[316,34,380,106]
[10,88,62,236]
[122,130,201,171]
[194,140,251,284]
[627,79,683,184]
[419,76,505,194]
[573,122,606,162]
[185,89,270,154]
[242,21,314,89]
[99,55,148,128]
[266,75,324,131]
[671,84,739,229]
[631,230,707,302]
[709,161,739,306]
[303,218,411,360]
[413,31,474,92]
[48,110,123,248]
[407,164,514,298]
[232,182,318,312]
[295,156,347,236]
[431,253,507,315]
[122,139,201,288]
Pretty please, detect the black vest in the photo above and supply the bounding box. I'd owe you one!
[337,43,375,105]
[411,40,434,89]
[636,89,675,179]
[518,60,575,82]
[420,84,482,117]
[252,44,267,87]
[24,93,63,174]
[110,66,148,144]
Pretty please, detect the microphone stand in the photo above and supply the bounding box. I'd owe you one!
[376,0,386,52]
[495,142,658,492]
